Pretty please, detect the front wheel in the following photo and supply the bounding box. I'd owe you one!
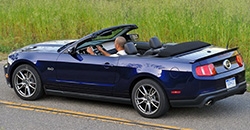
[12,64,44,100]
[132,79,169,118]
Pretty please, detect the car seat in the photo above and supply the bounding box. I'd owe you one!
[124,42,138,55]
[143,36,162,55]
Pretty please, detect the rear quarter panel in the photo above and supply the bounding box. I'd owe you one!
[113,56,196,99]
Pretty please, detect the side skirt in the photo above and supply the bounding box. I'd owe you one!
[45,89,132,105]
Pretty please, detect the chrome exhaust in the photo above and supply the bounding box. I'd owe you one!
[205,100,213,106]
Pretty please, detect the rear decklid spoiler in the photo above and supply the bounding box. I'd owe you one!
[189,47,238,63]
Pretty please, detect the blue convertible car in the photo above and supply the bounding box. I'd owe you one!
[3,24,246,118]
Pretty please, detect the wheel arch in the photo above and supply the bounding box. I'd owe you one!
[128,73,170,99]
[9,60,42,88]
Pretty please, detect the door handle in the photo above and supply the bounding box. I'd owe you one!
[104,62,113,69]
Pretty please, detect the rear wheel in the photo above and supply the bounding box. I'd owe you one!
[12,64,44,100]
[132,79,169,118]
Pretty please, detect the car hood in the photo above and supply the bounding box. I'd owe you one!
[16,40,76,53]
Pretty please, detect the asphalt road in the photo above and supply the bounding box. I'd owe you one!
[0,60,249,130]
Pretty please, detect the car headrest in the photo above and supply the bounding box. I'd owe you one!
[124,42,138,55]
[149,37,162,49]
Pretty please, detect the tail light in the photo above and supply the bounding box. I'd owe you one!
[196,63,217,76]
[236,55,243,67]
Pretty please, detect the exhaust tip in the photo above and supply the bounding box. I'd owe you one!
[205,100,213,106]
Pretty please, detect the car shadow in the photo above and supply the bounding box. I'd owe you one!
[163,96,246,119]
[39,94,248,119]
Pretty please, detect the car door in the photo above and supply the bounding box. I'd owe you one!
[55,53,119,96]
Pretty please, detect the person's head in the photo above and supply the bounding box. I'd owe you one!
[114,36,126,51]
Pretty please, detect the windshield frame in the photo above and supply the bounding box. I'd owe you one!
[76,25,137,50]
[60,24,138,53]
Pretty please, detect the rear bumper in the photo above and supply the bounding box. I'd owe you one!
[170,81,247,107]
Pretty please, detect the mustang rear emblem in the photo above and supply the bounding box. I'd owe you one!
[223,59,231,70]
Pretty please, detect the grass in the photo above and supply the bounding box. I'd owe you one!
[0,52,8,61]
[0,0,249,84]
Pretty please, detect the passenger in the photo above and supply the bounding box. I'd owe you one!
[87,36,127,57]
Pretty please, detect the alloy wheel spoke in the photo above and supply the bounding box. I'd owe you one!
[138,87,146,96]
[141,85,148,95]
[146,102,152,113]
[149,89,157,97]
[151,99,159,108]
[25,87,31,96]
[28,84,36,90]
[16,83,25,90]
[151,99,160,104]
[27,72,32,79]
[17,71,26,80]
[136,97,147,105]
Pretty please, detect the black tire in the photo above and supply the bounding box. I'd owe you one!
[12,64,44,100]
[131,79,169,118]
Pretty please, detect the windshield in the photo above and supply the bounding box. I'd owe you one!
[76,28,124,49]
[65,24,138,51]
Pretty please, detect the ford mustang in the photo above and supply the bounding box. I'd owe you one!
[3,24,247,118]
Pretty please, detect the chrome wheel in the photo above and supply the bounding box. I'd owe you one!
[132,79,169,118]
[12,64,44,100]
[135,84,160,115]
[14,68,37,97]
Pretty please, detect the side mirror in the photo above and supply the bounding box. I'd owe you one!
[68,47,83,61]
[128,34,139,41]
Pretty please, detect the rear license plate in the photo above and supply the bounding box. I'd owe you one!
[225,77,236,89]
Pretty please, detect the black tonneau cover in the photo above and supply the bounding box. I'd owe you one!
[158,41,211,57]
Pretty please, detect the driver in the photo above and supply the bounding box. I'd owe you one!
[87,36,127,57]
